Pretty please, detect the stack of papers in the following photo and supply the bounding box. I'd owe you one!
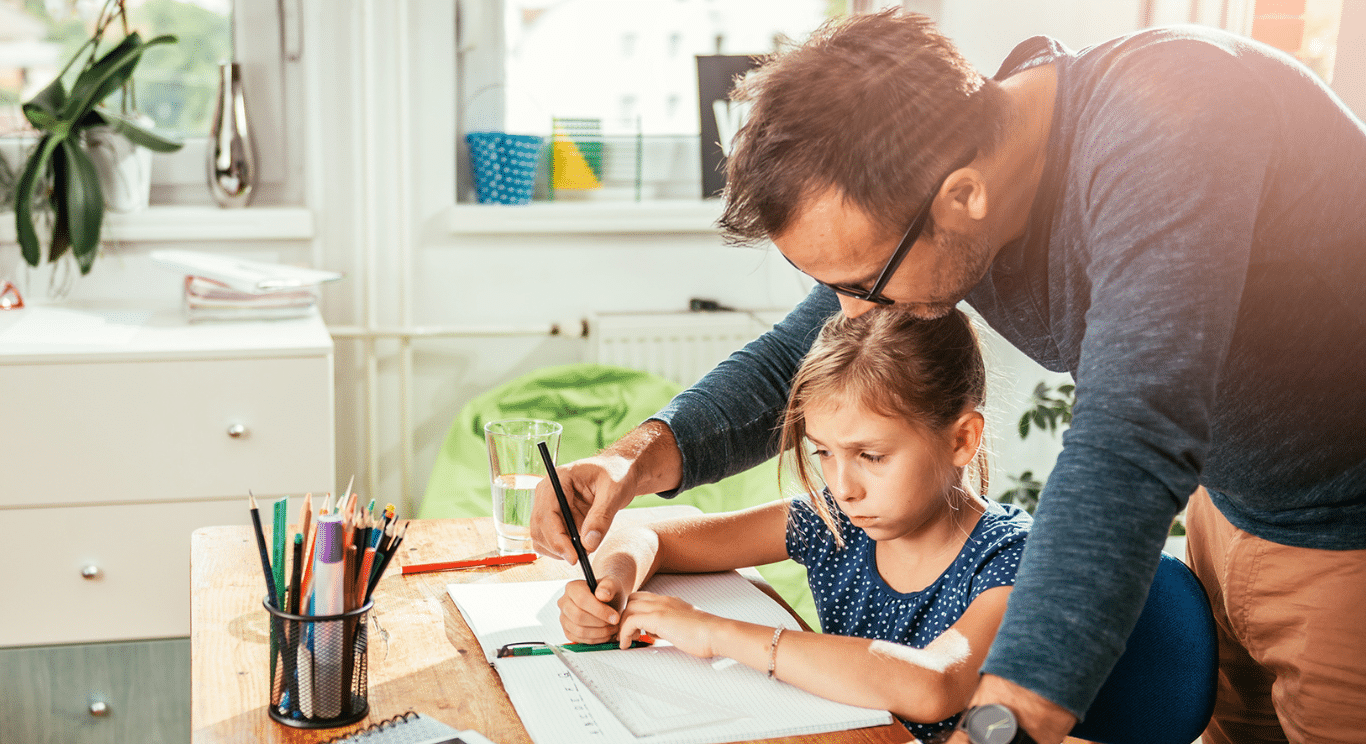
[150,250,343,322]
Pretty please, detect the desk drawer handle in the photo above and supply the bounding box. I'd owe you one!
[89,701,110,717]
[227,423,248,438]
[81,565,103,580]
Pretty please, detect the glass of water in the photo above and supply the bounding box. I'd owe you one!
[483,419,563,555]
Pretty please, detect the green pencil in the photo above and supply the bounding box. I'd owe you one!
[500,640,653,657]
[272,497,288,607]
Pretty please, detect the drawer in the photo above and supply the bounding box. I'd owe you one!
[0,354,334,507]
[0,638,189,744]
[0,500,272,646]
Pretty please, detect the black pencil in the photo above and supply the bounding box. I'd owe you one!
[365,521,406,602]
[538,441,597,593]
[284,532,304,714]
[248,493,278,607]
[250,492,281,702]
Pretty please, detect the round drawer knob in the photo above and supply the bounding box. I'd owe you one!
[89,701,110,717]
[227,423,248,438]
[81,565,103,580]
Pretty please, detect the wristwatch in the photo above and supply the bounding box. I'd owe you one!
[957,704,1039,744]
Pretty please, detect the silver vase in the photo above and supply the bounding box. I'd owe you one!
[208,62,257,207]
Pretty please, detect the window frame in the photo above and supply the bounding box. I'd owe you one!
[1,0,304,209]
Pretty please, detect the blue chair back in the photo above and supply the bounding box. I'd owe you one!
[1069,552,1217,744]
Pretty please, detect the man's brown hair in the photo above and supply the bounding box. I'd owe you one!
[719,10,1009,246]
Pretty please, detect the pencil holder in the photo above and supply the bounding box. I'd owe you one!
[264,598,374,729]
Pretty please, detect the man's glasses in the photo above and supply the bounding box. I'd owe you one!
[794,151,976,307]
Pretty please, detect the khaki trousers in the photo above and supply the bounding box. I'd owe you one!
[1186,488,1366,744]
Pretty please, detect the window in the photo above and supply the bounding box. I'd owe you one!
[1,0,302,207]
[457,0,867,203]
[496,0,836,138]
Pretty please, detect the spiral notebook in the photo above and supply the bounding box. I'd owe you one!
[447,572,893,744]
[319,712,499,744]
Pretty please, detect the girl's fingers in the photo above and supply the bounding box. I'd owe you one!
[559,583,622,643]
[616,614,647,649]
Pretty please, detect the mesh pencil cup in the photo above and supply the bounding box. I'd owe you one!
[466,131,543,204]
[264,598,374,729]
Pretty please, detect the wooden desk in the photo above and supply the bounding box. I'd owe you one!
[191,509,911,744]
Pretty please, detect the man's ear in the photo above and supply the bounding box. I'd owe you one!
[935,168,989,229]
[950,410,985,469]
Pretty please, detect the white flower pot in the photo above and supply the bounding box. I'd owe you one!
[85,120,154,214]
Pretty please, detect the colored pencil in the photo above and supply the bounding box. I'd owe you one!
[499,638,655,657]
[401,553,538,575]
[297,493,314,599]
[358,544,378,600]
[272,498,288,607]
[249,492,281,701]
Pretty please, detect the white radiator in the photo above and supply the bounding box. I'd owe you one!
[589,309,790,387]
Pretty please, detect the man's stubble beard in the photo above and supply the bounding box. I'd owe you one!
[898,226,995,320]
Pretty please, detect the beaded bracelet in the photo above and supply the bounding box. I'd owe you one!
[767,627,785,679]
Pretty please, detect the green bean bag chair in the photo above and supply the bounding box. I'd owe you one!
[419,363,816,628]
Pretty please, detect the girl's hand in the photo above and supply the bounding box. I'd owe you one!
[558,576,627,644]
[618,591,724,658]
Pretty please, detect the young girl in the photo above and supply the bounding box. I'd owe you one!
[557,309,1031,742]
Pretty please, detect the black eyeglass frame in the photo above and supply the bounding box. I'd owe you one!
[796,151,977,307]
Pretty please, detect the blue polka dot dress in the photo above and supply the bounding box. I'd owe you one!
[786,490,1031,742]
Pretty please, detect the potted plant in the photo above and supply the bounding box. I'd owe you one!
[1000,381,1189,553]
[13,0,183,276]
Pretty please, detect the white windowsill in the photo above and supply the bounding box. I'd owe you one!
[448,199,725,235]
[0,206,315,244]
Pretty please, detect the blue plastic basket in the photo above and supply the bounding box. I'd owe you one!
[466,132,543,204]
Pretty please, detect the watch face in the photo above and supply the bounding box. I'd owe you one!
[964,704,1019,744]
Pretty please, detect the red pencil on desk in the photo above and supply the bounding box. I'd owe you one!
[402,553,538,575]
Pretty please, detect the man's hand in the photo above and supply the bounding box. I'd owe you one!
[945,675,1078,744]
[530,420,682,560]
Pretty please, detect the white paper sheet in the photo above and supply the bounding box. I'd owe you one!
[448,572,893,744]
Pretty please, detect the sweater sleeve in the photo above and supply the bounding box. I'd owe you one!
[651,285,839,495]
[981,40,1275,718]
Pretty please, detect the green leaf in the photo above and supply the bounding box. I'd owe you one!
[63,34,178,122]
[21,77,68,132]
[22,78,69,131]
[14,135,61,267]
[57,139,104,275]
[93,110,185,153]
[1017,411,1031,440]
[64,33,143,116]
[48,143,70,262]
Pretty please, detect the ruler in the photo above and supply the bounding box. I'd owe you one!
[548,644,743,736]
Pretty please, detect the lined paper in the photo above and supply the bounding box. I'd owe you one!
[448,572,893,744]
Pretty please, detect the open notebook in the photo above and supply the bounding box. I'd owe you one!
[447,572,893,744]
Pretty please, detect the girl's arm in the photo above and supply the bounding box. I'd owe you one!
[558,499,792,644]
[619,585,1014,725]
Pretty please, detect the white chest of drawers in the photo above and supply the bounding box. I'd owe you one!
[0,303,335,743]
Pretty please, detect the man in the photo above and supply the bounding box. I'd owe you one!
[531,10,1366,743]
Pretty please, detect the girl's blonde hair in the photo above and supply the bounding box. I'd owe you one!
[779,308,988,544]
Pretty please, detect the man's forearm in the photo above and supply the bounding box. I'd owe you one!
[603,419,684,497]
[958,675,1077,744]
